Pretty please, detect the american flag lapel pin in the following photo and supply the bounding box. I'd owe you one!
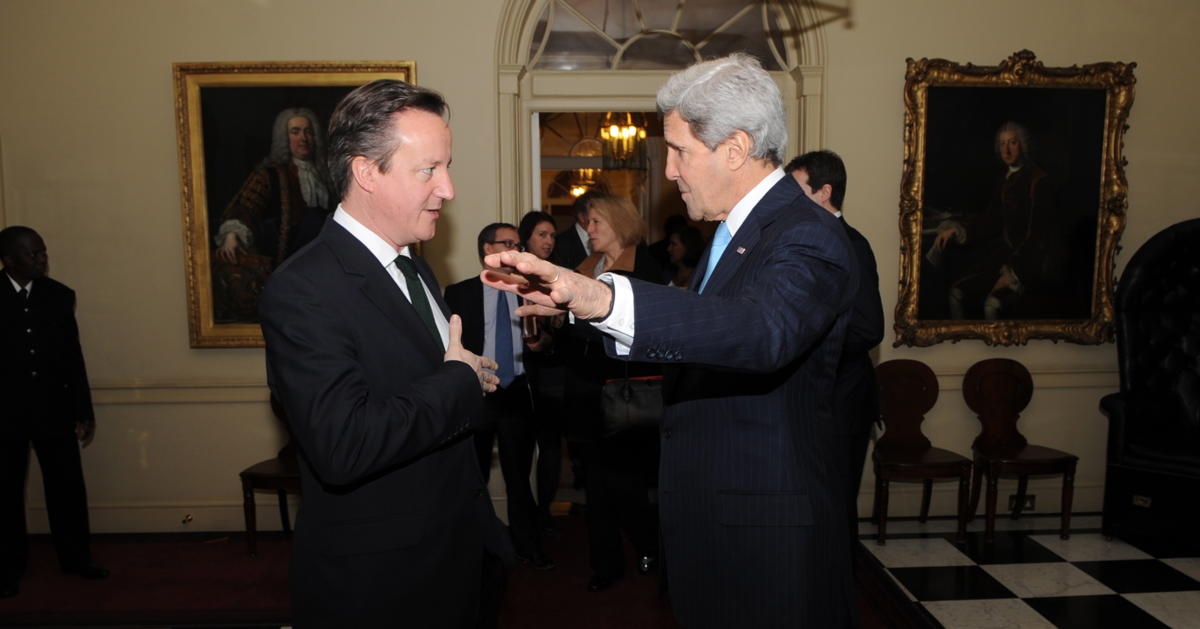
[736,246,746,254]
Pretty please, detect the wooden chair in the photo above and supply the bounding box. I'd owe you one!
[872,359,971,545]
[964,358,1078,543]
[239,396,301,557]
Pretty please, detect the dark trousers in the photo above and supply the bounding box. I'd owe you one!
[846,425,872,551]
[1,431,93,580]
[489,377,544,558]
[585,429,659,578]
[531,381,564,530]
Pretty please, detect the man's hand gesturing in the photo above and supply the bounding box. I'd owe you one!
[444,314,499,393]
[480,250,614,321]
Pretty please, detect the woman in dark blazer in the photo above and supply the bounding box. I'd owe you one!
[517,211,567,538]
[567,194,664,591]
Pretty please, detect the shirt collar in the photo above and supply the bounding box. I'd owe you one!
[333,205,412,267]
[724,167,785,237]
[6,271,31,294]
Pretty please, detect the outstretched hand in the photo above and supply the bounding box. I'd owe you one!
[479,250,613,320]
[444,314,499,393]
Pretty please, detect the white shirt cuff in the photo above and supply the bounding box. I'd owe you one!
[589,273,634,354]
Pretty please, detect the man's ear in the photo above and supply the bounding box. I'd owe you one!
[723,130,752,171]
[350,155,376,193]
[816,184,833,205]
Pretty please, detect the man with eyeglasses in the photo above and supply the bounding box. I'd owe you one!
[445,223,555,570]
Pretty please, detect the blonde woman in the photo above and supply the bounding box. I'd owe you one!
[567,194,664,591]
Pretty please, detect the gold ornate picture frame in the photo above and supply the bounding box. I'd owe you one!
[894,50,1135,347]
[174,61,415,348]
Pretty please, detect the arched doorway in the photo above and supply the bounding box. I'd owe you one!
[494,0,839,229]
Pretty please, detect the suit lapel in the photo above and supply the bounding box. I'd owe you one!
[700,176,801,295]
[322,221,443,359]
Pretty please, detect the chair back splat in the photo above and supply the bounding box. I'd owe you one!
[963,359,1032,455]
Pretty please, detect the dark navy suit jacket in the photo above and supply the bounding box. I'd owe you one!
[608,174,859,628]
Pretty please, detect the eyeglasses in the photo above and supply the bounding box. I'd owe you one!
[489,240,521,249]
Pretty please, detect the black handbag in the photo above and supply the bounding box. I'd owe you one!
[600,373,663,437]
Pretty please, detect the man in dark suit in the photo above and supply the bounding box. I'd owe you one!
[483,54,859,628]
[445,223,554,570]
[259,79,506,628]
[549,191,593,270]
[787,150,885,552]
[1,226,108,599]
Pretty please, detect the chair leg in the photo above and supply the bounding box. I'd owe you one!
[876,477,890,546]
[985,465,999,544]
[968,459,984,522]
[241,478,257,558]
[1012,475,1029,520]
[919,479,933,523]
[871,464,881,525]
[277,490,291,534]
[955,470,969,544]
[1060,465,1076,539]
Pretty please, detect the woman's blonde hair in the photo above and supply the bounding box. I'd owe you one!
[586,194,647,249]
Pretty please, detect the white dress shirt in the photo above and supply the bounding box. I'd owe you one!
[333,206,450,349]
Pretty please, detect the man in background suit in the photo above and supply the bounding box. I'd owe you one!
[483,53,859,628]
[787,150,885,552]
[445,223,555,570]
[1,226,107,599]
[259,79,505,628]
[550,191,593,270]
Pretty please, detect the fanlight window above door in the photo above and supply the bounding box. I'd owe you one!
[528,0,792,70]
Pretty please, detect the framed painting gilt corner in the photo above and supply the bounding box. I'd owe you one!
[893,50,1136,347]
[174,60,415,348]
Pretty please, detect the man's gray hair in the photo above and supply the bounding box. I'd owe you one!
[656,53,787,165]
[263,107,327,168]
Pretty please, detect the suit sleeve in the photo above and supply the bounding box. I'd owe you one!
[622,219,855,372]
[261,268,483,488]
[64,289,96,424]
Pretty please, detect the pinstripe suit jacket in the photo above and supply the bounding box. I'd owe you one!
[610,174,859,628]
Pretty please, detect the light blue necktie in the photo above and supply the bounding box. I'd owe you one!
[495,290,515,388]
[699,222,732,293]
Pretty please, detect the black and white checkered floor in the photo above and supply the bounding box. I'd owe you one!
[860,514,1200,628]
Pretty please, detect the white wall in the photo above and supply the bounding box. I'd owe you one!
[1,0,1196,531]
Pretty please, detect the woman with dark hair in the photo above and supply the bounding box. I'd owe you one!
[516,211,566,540]
[666,225,703,288]
[569,194,663,591]
[519,211,557,261]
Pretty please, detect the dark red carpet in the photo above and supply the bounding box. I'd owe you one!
[0,533,289,627]
[0,515,924,628]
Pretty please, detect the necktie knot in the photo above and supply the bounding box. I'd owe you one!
[394,255,443,351]
[17,287,28,301]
